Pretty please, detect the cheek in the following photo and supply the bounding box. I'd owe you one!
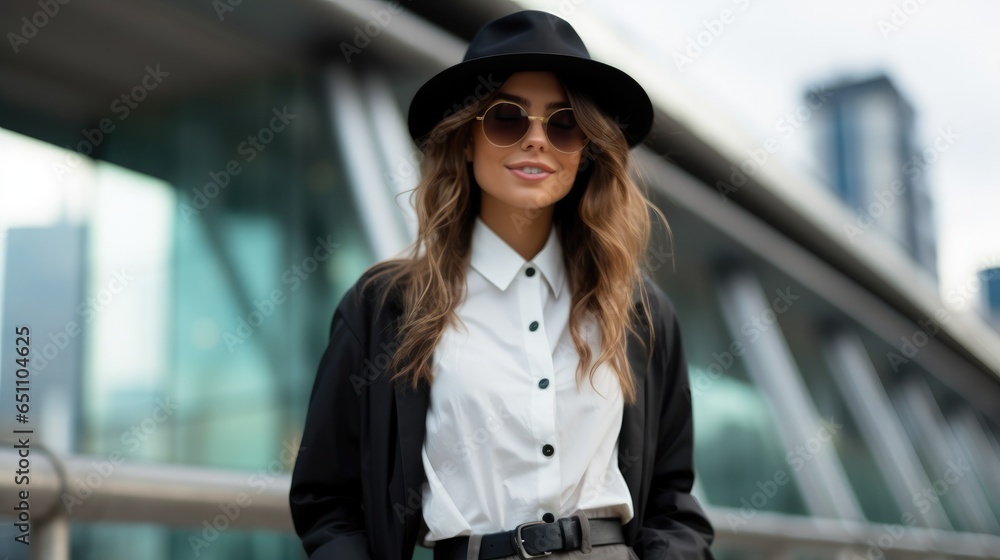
[556,154,582,186]
[470,138,499,186]
[471,148,500,188]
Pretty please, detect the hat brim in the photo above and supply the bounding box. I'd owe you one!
[407,53,653,148]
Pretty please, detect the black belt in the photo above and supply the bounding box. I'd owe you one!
[434,516,625,560]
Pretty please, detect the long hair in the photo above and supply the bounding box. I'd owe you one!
[362,80,670,406]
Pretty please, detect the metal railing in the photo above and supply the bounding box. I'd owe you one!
[4,448,1000,559]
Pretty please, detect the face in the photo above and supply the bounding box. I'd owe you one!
[468,72,583,221]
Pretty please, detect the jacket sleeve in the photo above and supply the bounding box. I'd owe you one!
[633,299,715,559]
[289,304,373,559]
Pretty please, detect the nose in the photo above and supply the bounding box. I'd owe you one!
[520,117,549,151]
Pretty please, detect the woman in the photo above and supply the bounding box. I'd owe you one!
[290,10,714,560]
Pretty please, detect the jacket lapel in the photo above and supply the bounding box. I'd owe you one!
[395,379,429,485]
[618,285,651,542]
[393,375,430,555]
[375,283,430,523]
[378,281,431,555]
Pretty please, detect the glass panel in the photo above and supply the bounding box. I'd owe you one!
[69,523,304,560]
[864,336,999,534]
[896,380,991,533]
[85,72,374,470]
[775,311,903,524]
[981,413,1000,519]
[949,409,1000,524]
[81,163,174,462]
[922,374,1000,533]
[0,72,378,556]
[657,253,809,517]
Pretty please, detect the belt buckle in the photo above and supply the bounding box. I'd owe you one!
[513,520,553,559]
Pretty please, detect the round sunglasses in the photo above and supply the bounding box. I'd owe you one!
[474,101,589,154]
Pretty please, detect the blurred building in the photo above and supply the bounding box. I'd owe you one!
[810,75,940,283]
[982,267,1000,329]
[1,1,1000,560]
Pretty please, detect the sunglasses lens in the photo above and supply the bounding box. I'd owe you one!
[480,103,588,152]
[483,103,529,146]
[546,108,586,152]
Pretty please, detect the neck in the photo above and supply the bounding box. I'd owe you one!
[479,203,554,261]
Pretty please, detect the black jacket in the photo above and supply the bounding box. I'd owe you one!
[290,264,714,559]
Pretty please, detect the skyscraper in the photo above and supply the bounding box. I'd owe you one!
[810,74,939,282]
[981,267,1000,329]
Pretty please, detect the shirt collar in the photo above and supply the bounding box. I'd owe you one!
[470,215,565,298]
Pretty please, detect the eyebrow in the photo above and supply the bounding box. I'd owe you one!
[495,92,571,110]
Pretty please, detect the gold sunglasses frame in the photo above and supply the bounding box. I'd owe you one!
[474,100,589,154]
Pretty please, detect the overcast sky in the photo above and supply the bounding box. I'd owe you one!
[522,0,999,312]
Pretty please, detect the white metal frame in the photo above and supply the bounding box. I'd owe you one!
[949,408,1000,516]
[714,268,865,520]
[890,375,1000,534]
[362,72,420,240]
[324,64,410,261]
[821,327,951,529]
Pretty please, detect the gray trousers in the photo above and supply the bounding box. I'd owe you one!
[458,510,639,560]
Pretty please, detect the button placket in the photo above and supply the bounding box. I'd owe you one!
[517,262,559,517]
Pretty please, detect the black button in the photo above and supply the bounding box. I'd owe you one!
[526,267,535,277]
[542,512,555,523]
[538,378,549,389]
[529,321,539,331]
[542,444,554,457]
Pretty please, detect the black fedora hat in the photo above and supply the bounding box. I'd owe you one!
[407,10,653,148]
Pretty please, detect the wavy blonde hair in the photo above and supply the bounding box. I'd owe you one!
[362,79,671,405]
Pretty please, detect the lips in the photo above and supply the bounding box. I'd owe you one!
[515,166,546,174]
[506,161,555,181]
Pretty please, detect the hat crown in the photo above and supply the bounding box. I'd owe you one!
[407,10,653,147]
[463,11,590,62]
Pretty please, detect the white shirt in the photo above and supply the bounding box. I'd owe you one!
[420,216,634,545]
